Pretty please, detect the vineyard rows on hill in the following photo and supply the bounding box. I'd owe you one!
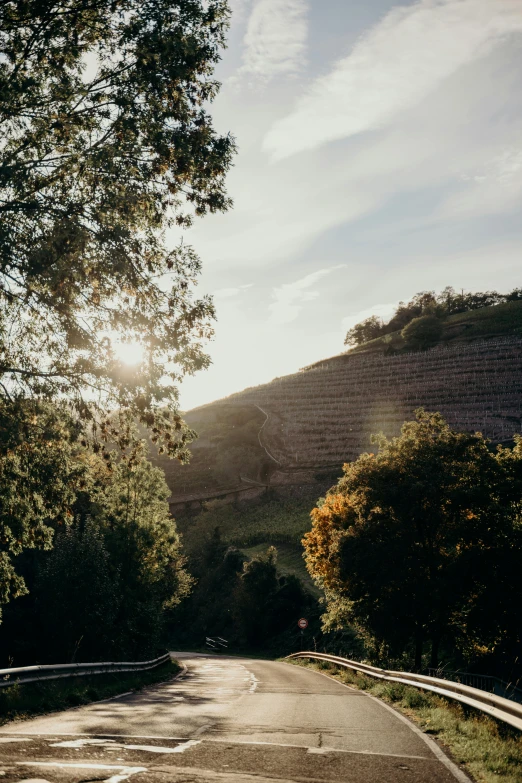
[217,337,522,468]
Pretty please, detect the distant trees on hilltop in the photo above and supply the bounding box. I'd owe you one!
[345,286,522,347]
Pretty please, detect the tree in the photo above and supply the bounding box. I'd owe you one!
[0,0,235,452]
[401,315,443,350]
[97,450,193,657]
[0,400,84,618]
[303,410,522,670]
[343,285,520,351]
[36,521,120,662]
[344,316,384,347]
[0,438,193,662]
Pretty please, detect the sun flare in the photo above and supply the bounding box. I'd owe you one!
[113,341,145,366]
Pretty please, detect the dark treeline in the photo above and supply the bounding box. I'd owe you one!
[170,530,319,655]
[345,286,522,347]
[0,403,191,666]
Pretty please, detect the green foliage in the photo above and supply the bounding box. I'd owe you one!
[36,521,119,662]
[304,409,522,671]
[0,0,235,452]
[344,316,384,347]
[99,456,193,656]
[178,493,316,553]
[0,401,84,617]
[344,286,522,348]
[170,531,315,652]
[401,314,443,349]
[0,435,192,663]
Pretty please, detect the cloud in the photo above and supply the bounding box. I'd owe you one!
[436,148,522,220]
[264,0,522,159]
[238,0,308,83]
[213,284,253,299]
[269,265,346,325]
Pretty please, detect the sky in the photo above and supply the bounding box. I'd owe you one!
[176,0,522,410]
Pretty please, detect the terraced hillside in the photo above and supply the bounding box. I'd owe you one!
[159,335,522,508]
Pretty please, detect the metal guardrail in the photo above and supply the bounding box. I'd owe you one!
[427,668,522,704]
[205,637,228,652]
[0,652,171,689]
[287,652,522,731]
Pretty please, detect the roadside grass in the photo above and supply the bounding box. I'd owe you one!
[0,659,180,726]
[288,659,522,783]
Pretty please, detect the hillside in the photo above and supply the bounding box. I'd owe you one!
[153,304,522,587]
[348,298,522,354]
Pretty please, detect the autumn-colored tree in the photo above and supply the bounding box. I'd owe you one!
[303,410,522,670]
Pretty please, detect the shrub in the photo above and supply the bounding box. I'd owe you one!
[401,315,443,349]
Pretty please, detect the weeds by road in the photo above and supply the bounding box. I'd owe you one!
[288,658,522,783]
[0,659,180,726]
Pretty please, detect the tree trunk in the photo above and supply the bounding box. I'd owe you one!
[414,629,423,671]
[430,635,440,670]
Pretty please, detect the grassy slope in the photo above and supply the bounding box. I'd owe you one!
[290,659,522,783]
[0,660,180,726]
[348,300,522,355]
[168,302,522,593]
[176,491,321,594]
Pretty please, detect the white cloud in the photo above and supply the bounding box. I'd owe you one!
[269,265,346,325]
[264,0,522,160]
[436,148,522,220]
[238,0,308,83]
[213,284,253,299]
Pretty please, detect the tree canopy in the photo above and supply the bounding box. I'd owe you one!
[0,0,235,452]
[401,314,443,350]
[303,410,522,670]
[0,440,192,662]
[344,286,522,347]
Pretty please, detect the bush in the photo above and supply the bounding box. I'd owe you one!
[401,315,443,349]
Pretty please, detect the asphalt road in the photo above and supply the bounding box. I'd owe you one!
[0,653,471,783]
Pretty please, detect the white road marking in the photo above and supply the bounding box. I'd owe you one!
[121,745,181,754]
[50,739,117,748]
[168,740,201,753]
[105,770,144,783]
[17,761,147,781]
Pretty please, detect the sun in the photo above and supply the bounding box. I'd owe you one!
[113,341,145,366]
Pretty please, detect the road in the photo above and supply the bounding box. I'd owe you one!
[0,653,470,783]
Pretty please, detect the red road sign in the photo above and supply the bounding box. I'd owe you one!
[297,618,308,630]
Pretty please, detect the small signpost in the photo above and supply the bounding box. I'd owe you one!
[297,618,308,630]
